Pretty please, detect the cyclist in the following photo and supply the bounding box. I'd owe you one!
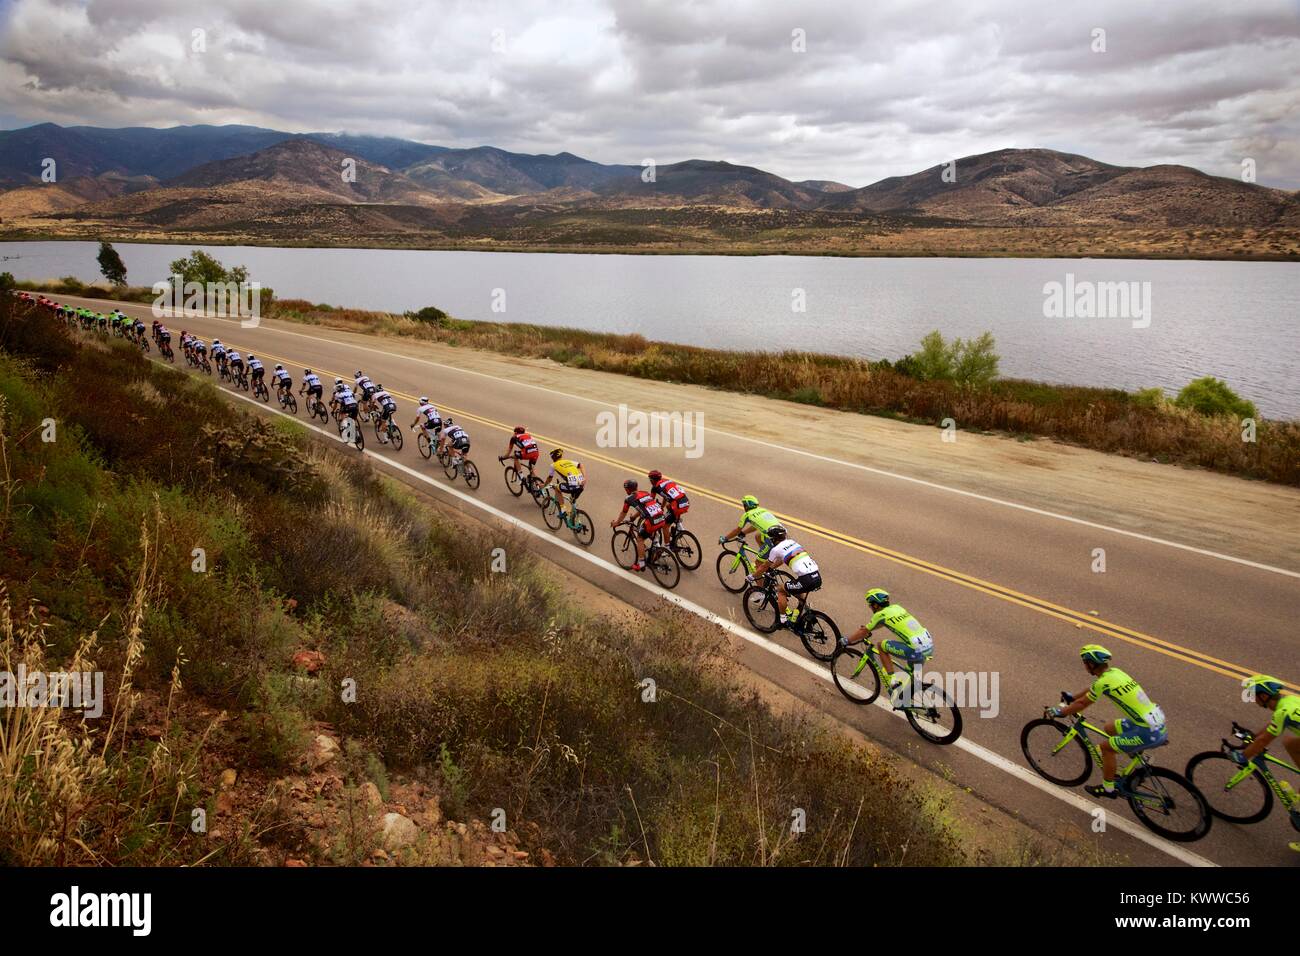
[440,416,471,465]
[411,396,442,441]
[1232,674,1300,850]
[610,479,667,572]
[247,354,265,390]
[333,380,360,427]
[133,318,147,343]
[299,368,323,408]
[719,494,781,557]
[843,589,934,705]
[157,323,172,352]
[211,338,227,372]
[501,426,540,480]
[747,525,820,629]
[1048,645,1168,800]
[354,370,376,409]
[543,448,586,519]
[272,364,292,401]
[648,469,690,531]
[192,336,208,363]
[227,349,245,382]
[371,383,398,442]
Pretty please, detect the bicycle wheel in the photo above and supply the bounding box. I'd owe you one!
[1126,766,1212,842]
[670,528,702,571]
[373,418,387,444]
[797,609,840,662]
[527,477,547,507]
[463,460,480,489]
[715,548,749,593]
[286,394,298,413]
[417,431,432,459]
[542,496,565,531]
[569,509,594,547]
[1184,752,1272,823]
[830,646,881,704]
[437,447,452,468]
[1021,719,1093,786]
[649,547,681,590]
[611,529,637,568]
[743,586,780,633]
[504,466,524,497]
[904,677,963,745]
[443,455,459,479]
[387,425,403,450]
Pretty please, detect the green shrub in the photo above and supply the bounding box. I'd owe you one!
[1174,377,1257,420]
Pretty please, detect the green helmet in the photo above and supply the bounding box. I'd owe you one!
[740,495,759,510]
[865,588,890,608]
[1244,675,1283,699]
[1080,644,1112,665]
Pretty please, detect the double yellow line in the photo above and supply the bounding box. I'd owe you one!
[207,332,1294,691]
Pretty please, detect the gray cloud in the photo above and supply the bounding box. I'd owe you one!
[1,0,1297,187]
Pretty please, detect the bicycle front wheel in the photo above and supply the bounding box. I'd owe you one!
[462,460,480,489]
[1126,766,1212,843]
[742,586,780,633]
[671,529,702,571]
[830,646,881,705]
[798,610,840,663]
[504,467,524,496]
[417,432,432,459]
[1184,752,1272,824]
[904,677,962,745]
[1021,719,1093,786]
[388,425,403,450]
[611,529,637,567]
[542,497,565,531]
[715,548,749,593]
[442,456,459,479]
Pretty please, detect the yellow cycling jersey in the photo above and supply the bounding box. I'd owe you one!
[551,459,583,482]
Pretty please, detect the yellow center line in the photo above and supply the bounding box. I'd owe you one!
[209,332,1295,691]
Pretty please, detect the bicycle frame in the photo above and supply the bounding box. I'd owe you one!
[1218,729,1299,809]
[846,642,932,711]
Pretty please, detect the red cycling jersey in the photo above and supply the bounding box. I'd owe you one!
[625,491,667,533]
[651,478,690,516]
[510,432,540,461]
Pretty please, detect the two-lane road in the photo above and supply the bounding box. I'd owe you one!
[62,295,1300,866]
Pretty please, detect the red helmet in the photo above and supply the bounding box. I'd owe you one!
[647,469,662,482]
[623,479,638,493]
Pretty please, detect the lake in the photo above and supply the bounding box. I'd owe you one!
[4,240,1297,418]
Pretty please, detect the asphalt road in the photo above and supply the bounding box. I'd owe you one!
[57,295,1300,866]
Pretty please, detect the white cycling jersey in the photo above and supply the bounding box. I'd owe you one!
[444,425,468,443]
[417,403,440,425]
[303,373,321,388]
[337,387,356,404]
[273,369,290,383]
[373,389,396,409]
[355,376,373,392]
[228,351,243,363]
[768,539,819,577]
[248,358,263,371]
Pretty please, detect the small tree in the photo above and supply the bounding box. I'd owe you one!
[907,330,1000,387]
[168,250,248,286]
[912,331,954,382]
[1174,377,1257,420]
[97,241,128,286]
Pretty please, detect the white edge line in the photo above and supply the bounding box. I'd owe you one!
[155,306,1299,581]
[163,352,1217,869]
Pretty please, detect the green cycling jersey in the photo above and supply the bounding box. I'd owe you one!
[1087,667,1166,729]
[867,604,927,643]
[740,506,780,538]
[1267,694,1300,738]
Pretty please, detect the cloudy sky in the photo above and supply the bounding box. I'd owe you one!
[1,0,1298,187]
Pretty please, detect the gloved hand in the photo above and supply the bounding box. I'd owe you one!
[718,535,729,545]
[1046,705,1063,718]
[1229,748,1248,766]
[745,574,755,585]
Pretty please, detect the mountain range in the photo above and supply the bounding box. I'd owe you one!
[0,123,1297,253]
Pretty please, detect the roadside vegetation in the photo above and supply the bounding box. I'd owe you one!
[1,294,1080,867]
[13,265,1294,486]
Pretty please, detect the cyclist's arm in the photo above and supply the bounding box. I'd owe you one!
[1241,728,1276,762]
[1056,689,1094,718]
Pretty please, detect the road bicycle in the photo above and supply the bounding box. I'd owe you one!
[743,569,842,662]
[159,341,174,363]
[441,447,480,488]
[611,518,680,588]
[536,485,595,547]
[233,368,249,391]
[1021,692,1210,842]
[277,386,298,414]
[1185,721,1300,830]
[831,638,963,744]
[336,411,365,450]
[252,376,270,402]
[716,536,767,593]
[373,413,403,449]
[304,393,329,423]
[217,360,232,383]
[500,457,547,505]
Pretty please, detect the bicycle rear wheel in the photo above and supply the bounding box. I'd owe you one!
[1021,719,1093,786]
[1126,766,1211,842]
[715,548,749,593]
[462,460,480,489]
[670,528,702,571]
[904,677,963,745]
[569,509,594,547]
[649,547,681,589]
[798,609,840,662]
[1184,752,1271,823]
[743,586,780,633]
[830,646,881,704]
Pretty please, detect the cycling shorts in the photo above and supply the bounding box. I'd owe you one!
[1109,720,1168,755]
[784,571,822,596]
[882,630,934,664]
